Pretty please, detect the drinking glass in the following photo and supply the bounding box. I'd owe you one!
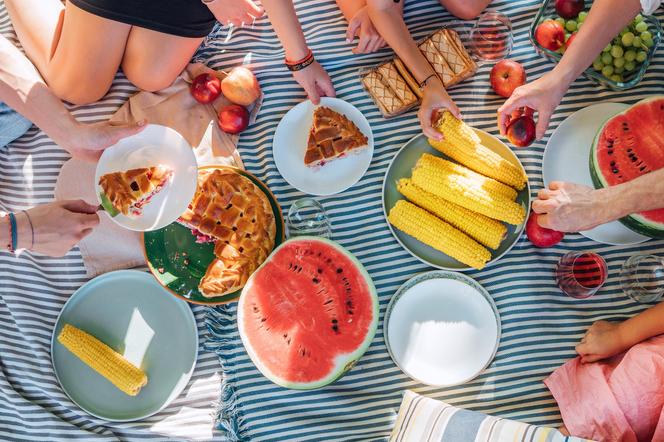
[286,198,331,239]
[555,252,608,299]
[620,254,664,303]
[468,11,514,62]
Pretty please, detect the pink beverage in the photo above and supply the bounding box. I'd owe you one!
[556,252,608,299]
[469,11,513,62]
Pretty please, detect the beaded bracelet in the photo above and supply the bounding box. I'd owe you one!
[7,212,17,252]
[285,49,315,72]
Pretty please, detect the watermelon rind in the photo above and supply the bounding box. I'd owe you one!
[589,96,664,239]
[237,236,379,390]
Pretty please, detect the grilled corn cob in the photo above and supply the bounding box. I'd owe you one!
[412,160,526,225]
[388,200,491,270]
[397,178,507,249]
[430,111,527,190]
[58,324,148,396]
[418,153,517,201]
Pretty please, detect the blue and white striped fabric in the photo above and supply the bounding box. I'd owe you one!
[0,0,663,441]
[389,391,593,442]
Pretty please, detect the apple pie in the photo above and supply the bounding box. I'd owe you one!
[178,168,276,297]
[304,107,368,167]
[98,165,172,217]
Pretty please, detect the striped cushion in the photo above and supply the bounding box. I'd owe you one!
[390,391,594,442]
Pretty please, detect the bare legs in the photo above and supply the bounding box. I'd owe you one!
[6,0,203,104]
[439,0,490,20]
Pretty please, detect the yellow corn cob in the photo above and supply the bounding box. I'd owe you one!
[430,111,527,190]
[397,178,507,249]
[388,200,491,270]
[58,324,147,396]
[412,160,526,225]
[418,153,517,201]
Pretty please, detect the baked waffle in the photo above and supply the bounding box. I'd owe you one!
[394,58,423,99]
[304,106,369,167]
[442,29,477,82]
[429,30,466,76]
[362,71,405,117]
[178,168,276,297]
[376,62,418,106]
[99,165,172,217]
[419,39,455,87]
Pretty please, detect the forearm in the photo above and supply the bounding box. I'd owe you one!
[0,212,32,251]
[553,0,641,86]
[335,0,366,21]
[261,0,309,60]
[596,168,664,222]
[618,301,664,347]
[0,36,75,143]
[366,0,435,83]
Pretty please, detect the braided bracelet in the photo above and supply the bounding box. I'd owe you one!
[7,212,17,252]
[285,49,315,72]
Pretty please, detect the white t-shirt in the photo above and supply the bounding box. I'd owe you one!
[641,0,662,14]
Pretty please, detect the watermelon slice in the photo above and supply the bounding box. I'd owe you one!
[237,237,378,390]
[590,96,664,238]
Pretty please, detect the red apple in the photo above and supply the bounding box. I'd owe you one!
[535,19,566,51]
[526,212,564,247]
[566,32,577,48]
[506,115,536,147]
[555,0,584,19]
[221,66,261,106]
[190,73,221,104]
[490,59,526,98]
[218,104,249,134]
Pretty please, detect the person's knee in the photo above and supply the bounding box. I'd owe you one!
[48,75,109,105]
[443,2,484,20]
[122,60,176,92]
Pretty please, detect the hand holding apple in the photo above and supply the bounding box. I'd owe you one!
[490,59,526,98]
[526,211,565,247]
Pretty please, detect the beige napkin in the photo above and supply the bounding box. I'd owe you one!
[55,63,261,277]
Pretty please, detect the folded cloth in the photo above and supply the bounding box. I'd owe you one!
[390,390,593,442]
[544,334,664,442]
[55,62,261,277]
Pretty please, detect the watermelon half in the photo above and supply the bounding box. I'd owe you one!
[590,96,664,238]
[237,237,378,390]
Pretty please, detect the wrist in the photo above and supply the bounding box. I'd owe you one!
[15,211,32,250]
[285,45,311,63]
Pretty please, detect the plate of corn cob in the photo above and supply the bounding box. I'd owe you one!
[383,112,530,271]
[51,270,198,421]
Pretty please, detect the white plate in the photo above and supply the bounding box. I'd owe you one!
[95,124,198,231]
[273,97,374,196]
[542,103,649,246]
[51,270,198,421]
[385,271,500,387]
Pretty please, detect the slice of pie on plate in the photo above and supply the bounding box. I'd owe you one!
[98,165,172,217]
[304,106,369,167]
[178,168,276,298]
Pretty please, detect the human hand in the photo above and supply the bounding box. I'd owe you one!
[576,320,629,363]
[346,7,386,54]
[497,72,568,140]
[532,181,612,232]
[207,0,264,27]
[419,77,460,140]
[16,200,100,257]
[292,61,336,105]
[55,119,147,162]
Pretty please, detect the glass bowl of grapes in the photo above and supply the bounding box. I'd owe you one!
[530,0,661,90]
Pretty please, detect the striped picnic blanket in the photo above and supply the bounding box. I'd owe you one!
[0,0,662,441]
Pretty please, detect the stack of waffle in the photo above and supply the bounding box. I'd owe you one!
[361,28,476,118]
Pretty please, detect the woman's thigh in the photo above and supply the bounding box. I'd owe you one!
[121,27,203,92]
[47,2,131,104]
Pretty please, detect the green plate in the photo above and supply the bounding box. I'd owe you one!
[143,166,285,305]
[382,131,531,271]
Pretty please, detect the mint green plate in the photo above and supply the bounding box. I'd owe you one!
[382,132,531,271]
[51,270,198,421]
[143,166,285,305]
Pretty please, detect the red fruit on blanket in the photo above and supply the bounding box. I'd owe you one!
[535,19,566,51]
[190,73,222,104]
[526,212,564,247]
[490,59,526,98]
[218,104,249,134]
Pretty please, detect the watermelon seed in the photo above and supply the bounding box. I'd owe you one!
[252,219,256,223]
[317,268,322,274]
[332,324,339,333]
[261,318,266,322]
[240,212,243,217]
[332,319,338,323]
[324,299,333,305]
[336,268,343,273]
[312,278,320,284]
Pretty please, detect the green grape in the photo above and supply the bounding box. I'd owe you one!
[613,57,625,68]
[593,60,605,71]
[622,32,635,46]
[632,36,642,47]
[577,22,583,30]
[603,43,612,52]
[601,52,613,65]
[602,65,614,77]
[641,31,652,41]
[634,14,644,23]
[644,36,654,47]
[624,50,637,61]
[624,60,636,71]
[610,74,622,83]
[566,20,577,32]
[614,66,625,74]
[636,50,648,62]
[555,17,566,26]
[565,32,571,41]
[578,11,588,22]
[610,45,624,58]
[619,27,630,37]
[635,21,648,33]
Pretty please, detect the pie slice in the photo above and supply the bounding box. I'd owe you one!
[304,107,369,167]
[98,165,172,217]
[178,168,276,297]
